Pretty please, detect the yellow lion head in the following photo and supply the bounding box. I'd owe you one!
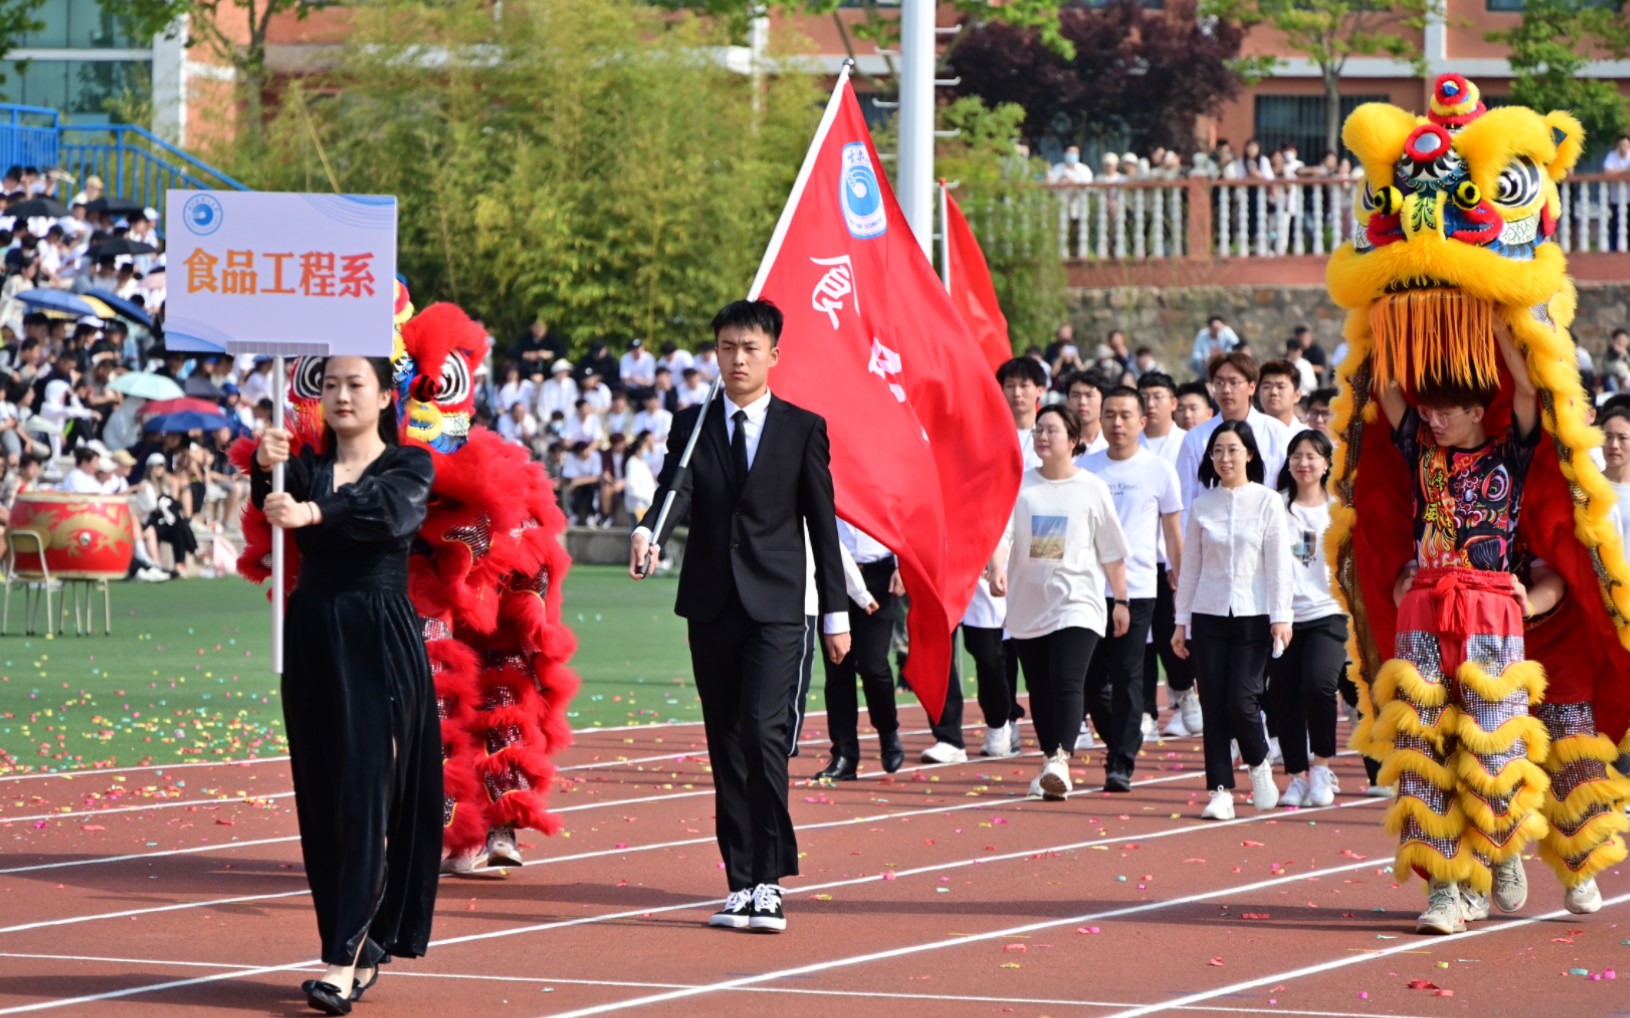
[1328,75,1584,393]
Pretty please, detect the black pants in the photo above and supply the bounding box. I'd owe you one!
[1190,613,1271,790]
[1143,564,1194,717]
[1012,627,1100,757]
[1268,614,1348,774]
[926,628,967,748]
[1086,598,1154,775]
[689,588,806,891]
[965,626,1023,729]
[823,561,900,760]
[785,615,817,756]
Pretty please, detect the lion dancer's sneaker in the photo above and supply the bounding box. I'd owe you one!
[1534,702,1630,915]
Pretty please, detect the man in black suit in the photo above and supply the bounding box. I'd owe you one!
[630,299,849,934]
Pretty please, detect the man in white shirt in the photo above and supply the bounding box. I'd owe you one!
[677,367,711,409]
[1137,371,1201,736]
[1065,372,1110,461]
[1255,359,1303,431]
[1079,386,1184,790]
[59,447,103,493]
[603,389,635,440]
[579,370,612,414]
[562,399,605,447]
[535,359,579,422]
[814,521,906,780]
[631,392,673,448]
[498,401,539,450]
[963,357,1048,759]
[1283,339,1318,396]
[1604,134,1630,251]
[619,338,657,397]
[658,341,694,377]
[1174,352,1291,513]
[1189,316,1240,380]
[1174,381,1214,433]
[694,343,720,382]
[560,441,602,524]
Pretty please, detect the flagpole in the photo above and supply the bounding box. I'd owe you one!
[938,179,951,292]
[748,59,855,300]
[271,357,285,675]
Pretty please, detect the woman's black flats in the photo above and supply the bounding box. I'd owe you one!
[304,980,352,1016]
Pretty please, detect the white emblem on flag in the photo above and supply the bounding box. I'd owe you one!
[840,143,888,240]
[810,254,858,329]
[869,338,907,404]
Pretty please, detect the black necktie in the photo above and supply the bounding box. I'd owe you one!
[731,408,750,485]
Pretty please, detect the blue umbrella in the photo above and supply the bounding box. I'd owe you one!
[147,410,233,434]
[17,288,117,319]
[83,288,154,328]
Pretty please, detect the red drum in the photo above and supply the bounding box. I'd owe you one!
[8,492,136,580]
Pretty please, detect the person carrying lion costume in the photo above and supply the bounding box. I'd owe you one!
[1327,74,1630,935]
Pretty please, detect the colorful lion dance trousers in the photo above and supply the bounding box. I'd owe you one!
[1369,566,1629,891]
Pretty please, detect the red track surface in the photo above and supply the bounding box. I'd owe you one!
[1,706,1625,1018]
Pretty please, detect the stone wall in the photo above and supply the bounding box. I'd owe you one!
[1066,282,1630,376]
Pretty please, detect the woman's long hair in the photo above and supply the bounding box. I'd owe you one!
[319,356,399,453]
[1198,419,1264,488]
[1275,428,1334,496]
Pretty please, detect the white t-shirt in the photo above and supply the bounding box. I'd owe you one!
[1141,425,1186,565]
[1070,432,1109,467]
[1001,469,1129,639]
[624,455,656,513]
[1292,358,1317,395]
[962,427,1041,628]
[563,413,604,447]
[60,467,102,494]
[1284,498,1343,623]
[1078,448,1181,599]
[560,452,600,481]
[632,408,673,445]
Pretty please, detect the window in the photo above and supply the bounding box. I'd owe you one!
[1254,94,1389,161]
[1486,0,1523,9]
[19,0,144,50]
[0,60,151,122]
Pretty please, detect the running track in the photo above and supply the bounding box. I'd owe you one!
[0,705,1624,1017]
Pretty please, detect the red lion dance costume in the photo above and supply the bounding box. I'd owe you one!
[1329,76,1630,931]
[233,285,579,871]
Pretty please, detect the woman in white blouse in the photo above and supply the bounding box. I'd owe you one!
[1270,429,1348,808]
[1172,420,1293,820]
[989,405,1130,801]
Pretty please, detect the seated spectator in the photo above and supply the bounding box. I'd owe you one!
[496,363,536,414]
[134,453,198,577]
[658,341,694,376]
[599,432,629,528]
[620,337,657,399]
[694,342,719,382]
[632,390,673,447]
[563,398,605,447]
[536,359,578,421]
[60,447,103,493]
[624,430,658,524]
[677,367,710,408]
[579,369,612,413]
[498,400,540,451]
[560,440,601,524]
[604,388,635,439]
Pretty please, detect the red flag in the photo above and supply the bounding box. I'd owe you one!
[749,73,1021,721]
[942,187,1012,370]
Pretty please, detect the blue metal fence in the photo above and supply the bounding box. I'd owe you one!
[0,105,62,175]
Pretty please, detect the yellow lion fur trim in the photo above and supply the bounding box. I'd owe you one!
[1460,790,1548,869]
[1384,792,1467,841]
[1452,746,1550,798]
[1373,658,1449,708]
[1394,842,1479,888]
[1546,732,1622,769]
[1547,769,1630,829]
[1539,831,1628,887]
[1377,748,1457,791]
[1454,659,1547,707]
[1373,701,1460,755]
[1452,712,1550,763]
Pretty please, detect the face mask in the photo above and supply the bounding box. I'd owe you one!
[1063,153,1078,166]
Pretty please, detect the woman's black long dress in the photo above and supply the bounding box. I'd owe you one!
[251,443,442,966]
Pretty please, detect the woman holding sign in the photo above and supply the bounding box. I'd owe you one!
[252,355,440,1016]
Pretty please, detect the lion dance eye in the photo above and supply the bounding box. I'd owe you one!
[291,357,324,401]
[1493,157,1541,208]
[1373,185,1404,216]
[1453,180,1482,210]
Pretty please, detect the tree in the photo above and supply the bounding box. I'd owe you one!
[0,0,47,89]
[947,0,1252,154]
[226,0,822,350]
[111,0,316,148]
[1486,0,1630,149]
[1228,0,1441,157]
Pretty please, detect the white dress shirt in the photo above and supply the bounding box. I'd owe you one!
[1174,409,1292,516]
[1174,481,1293,628]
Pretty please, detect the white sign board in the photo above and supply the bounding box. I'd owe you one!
[162,190,397,357]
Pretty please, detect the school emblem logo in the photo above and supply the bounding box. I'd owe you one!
[839,142,887,239]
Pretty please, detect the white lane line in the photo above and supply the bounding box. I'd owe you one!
[0,765,1209,930]
[0,953,1437,1018]
[1096,892,1630,1018]
[0,836,298,876]
[0,757,291,784]
[0,795,1387,1011]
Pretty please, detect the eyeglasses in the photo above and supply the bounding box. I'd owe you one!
[1306,407,1333,421]
[1421,406,1470,426]
[1211,376,1249,390]
[1032,425,1068,438]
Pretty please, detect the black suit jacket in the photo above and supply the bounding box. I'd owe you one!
[644,393,846,626]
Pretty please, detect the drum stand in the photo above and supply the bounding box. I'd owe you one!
[1,534,112,637]
[61,579,112,637]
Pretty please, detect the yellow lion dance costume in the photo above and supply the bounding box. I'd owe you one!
[1327,74,1630,930]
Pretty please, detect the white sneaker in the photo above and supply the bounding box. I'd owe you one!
[440,844,489,875]
[1307,764,1337,807]
[981,725,1013,757]
[1564,878,1603,915]
[1417,879,1466,934]
[1179,688,1203,734]
[1231,739,1242,768]
[485,826,522,866]
[1281,774,1309,808]
[1365,783,1397,798]
[1492,857,1528,913]
[1460,887,1490,922]
[1007,720,1022,753]
[1249,760,1279,810]
[920,741,967,764]
[1074,720,1095,752]
[1201,785,1235,820]
[136,566,171,583]
[1162,711,1190,738]
[1268,736,1284,766]
[1141,714,1160,741]
[1038,750,1072,800]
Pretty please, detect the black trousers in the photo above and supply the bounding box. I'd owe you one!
[823,561,900,760]
[689,588,806,891]
[1012,627,1100,757]
[965,625,1023,729]
[1190,612,1271,790]
[927,628,967,748]
[1268,614,1348,774]
[1143,564,1194,718]
[785,615,817,756]
[1085,598,1155,775]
